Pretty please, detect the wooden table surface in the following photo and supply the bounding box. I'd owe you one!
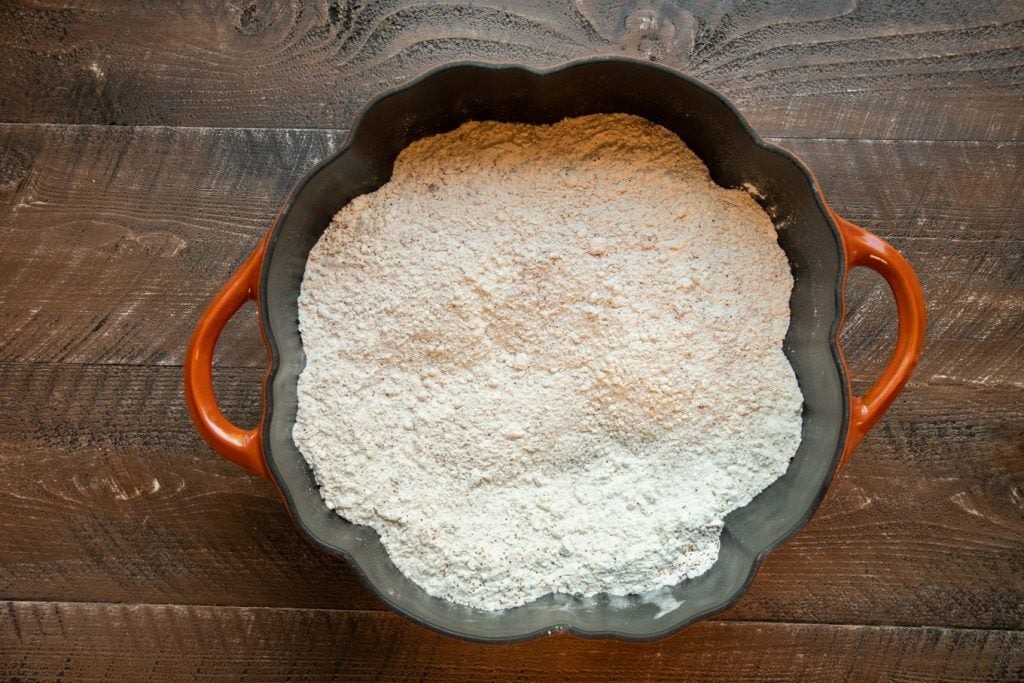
[1,1,1022,680]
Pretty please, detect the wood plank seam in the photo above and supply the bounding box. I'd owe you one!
[3,599,1023,635]
[3,121,1023,145]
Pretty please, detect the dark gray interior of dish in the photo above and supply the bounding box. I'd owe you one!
[260,60,847,642]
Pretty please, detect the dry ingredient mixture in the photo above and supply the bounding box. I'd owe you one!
[294,114,803,611]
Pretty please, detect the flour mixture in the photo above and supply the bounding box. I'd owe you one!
[294,114,803,610]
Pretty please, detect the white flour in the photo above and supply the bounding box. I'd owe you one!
[294,114,803,611]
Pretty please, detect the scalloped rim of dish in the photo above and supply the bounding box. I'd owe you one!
[258,57,849,643]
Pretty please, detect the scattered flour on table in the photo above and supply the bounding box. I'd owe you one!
[294,114,803,611]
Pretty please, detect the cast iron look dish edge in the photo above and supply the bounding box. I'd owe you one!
[184,58,926,642]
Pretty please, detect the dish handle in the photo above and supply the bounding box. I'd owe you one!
[832,211,926,468]
[184,235,271,478]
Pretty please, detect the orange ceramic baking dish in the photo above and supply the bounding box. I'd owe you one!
[184,58,925,642]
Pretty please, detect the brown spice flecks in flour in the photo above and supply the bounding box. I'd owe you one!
[294,114,803,611]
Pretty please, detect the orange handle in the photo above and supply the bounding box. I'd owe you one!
[832,211,926,467]
[184,235,270,478]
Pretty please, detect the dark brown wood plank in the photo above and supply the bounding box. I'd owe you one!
[730,383,1024,628]
[2,601,1022,682]
[0,362,1020,629]
[1,1,1021,140]
[2,123,1021,387]
[0,364,383,612]
[776,136,1024,395]
[0,124,345,368]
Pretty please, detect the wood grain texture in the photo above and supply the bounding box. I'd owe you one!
[0,124,344,368]
[3,602,1023,682]
[0,362,1020,629]
[1,123,1021,387]
[0,363,380,612]
[1,0,1022,141]
[1,0,1022,675]
[781,137,1024,395]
